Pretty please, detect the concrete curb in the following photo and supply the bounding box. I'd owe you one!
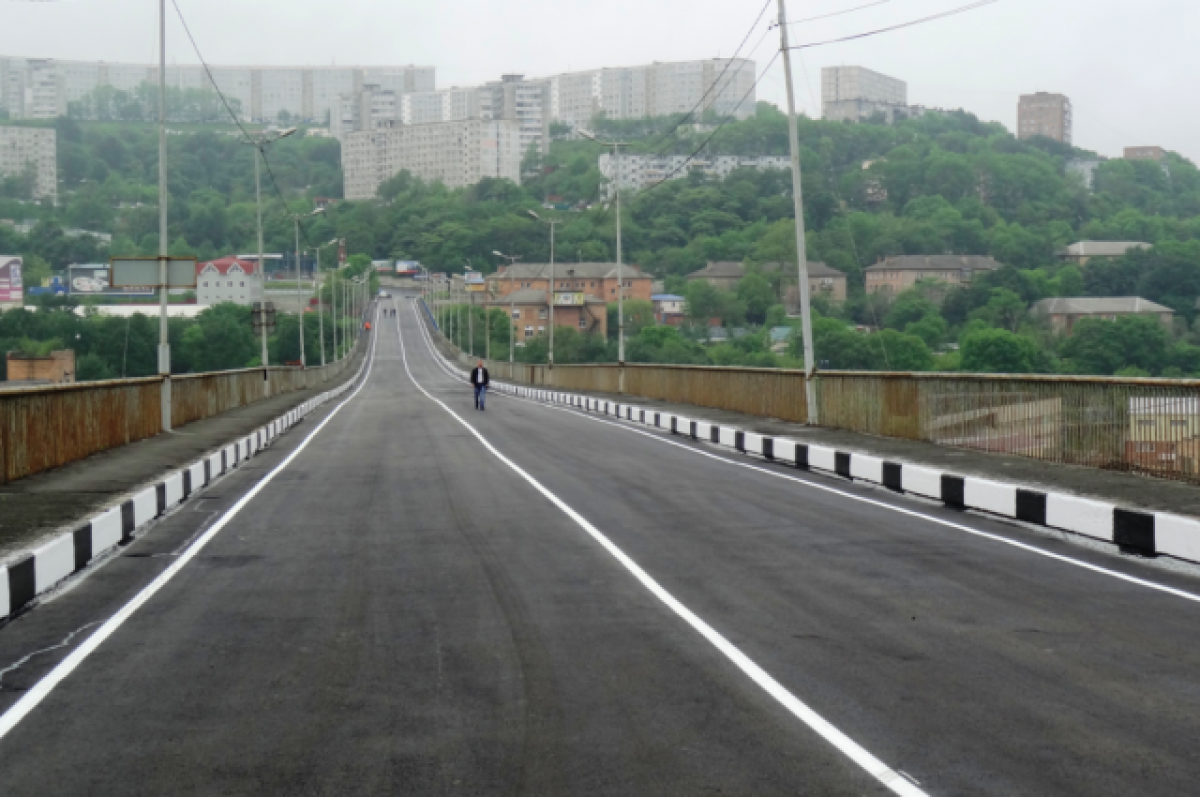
[0,355,370,622]
[491,383,1200,565]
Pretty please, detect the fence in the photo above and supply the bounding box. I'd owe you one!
[0,336,364,486]
[429,315,1200,485]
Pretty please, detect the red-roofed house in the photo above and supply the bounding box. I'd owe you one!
[197,257,262,307]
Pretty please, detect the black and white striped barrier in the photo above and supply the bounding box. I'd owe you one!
[0,359,370,621]
[491,383,1200,565]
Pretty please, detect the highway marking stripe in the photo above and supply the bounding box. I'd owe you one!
[409,298,1200,606]
[0,308,383,743]
[396,299,926,797]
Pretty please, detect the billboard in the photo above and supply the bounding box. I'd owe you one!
[110,257,197,288]
[554,292,586,306]
[0,256,21,303]
[68,264,153,297]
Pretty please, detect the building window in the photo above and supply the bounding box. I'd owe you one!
[511,310,520,319]
[611,288,616,295]
[538,309,547,319]
[578,317,587,329]
[537,326,545,333]
[525,326,533,337]
[240,282,245,287]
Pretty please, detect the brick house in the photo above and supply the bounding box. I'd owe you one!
[488,262,652,304]
[5,349,75,384]
[1030,297,1174,334]
[865,255,1002,296]
[486,288,607,344]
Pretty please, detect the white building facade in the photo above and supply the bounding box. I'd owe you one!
[0,56,434,123]
[821,66,922,123]
[598,153,788,196]
[0,126,56,199]
[196,256,262,307]
[545,58,757,128]
[342,119,521,199]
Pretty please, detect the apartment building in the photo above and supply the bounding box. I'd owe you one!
[598,153,789,196]
[545,58,756,128]
[480,75,551,156]
[822,66,921,123]
[0,126,56,200]
[342,118,521,199]
[1017,92,1072,144]
[488,261,653,303]
[1125,146,1166,161]
[865,255,1002,295]
[0,55,434,123]
[1031,297,1173,335]
[486,288,608,343]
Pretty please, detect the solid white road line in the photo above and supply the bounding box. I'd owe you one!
[407,300,1200,607]
[394,300,927,797]
[0,309,382,743]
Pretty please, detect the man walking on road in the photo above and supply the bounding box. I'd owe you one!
[470,360,490,411]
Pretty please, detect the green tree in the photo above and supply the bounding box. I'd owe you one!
[960,328,1040,373]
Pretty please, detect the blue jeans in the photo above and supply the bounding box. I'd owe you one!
[474,384,487,409]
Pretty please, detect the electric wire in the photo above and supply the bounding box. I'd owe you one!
[785,0,893,25]
[788,0,999,50]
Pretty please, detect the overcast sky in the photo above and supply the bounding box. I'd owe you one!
[2,0,1196,162]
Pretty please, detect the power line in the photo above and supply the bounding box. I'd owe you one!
[786,0,894,25]
[170,0,252,145]
[790,0,999,50]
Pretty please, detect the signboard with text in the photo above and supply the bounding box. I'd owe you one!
[0,256,22,303]
[109,257,197,288]
[554,292,586,306]
[69,264,153,297]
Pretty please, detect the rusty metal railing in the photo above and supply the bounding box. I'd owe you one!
[424,309,1200,485]
[0,335,365,486]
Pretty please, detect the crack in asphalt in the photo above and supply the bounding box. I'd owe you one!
[0,621,103,692]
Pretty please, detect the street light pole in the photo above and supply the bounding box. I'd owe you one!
[494,251,521,364]
[246,126,295,393]
[157,0,171,430]
[527,210,561,371]
[777,0,818,424]
[580,130,628,383]
[290,208,324,367]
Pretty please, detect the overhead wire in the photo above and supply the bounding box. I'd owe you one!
[785,0,893,24]
[788,0,999,50]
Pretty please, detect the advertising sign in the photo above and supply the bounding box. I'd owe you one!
[109,257,197,288]
[0,256,22,303]
[69,264,153,297]
[554,292,586,306]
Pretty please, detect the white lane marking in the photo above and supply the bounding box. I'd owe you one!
[0,309,381,743]
[394,300,926,797]
[409,299,1200,606]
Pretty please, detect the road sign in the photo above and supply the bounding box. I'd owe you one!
[109,257,198,289]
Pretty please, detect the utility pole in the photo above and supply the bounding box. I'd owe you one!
[494,251,521,364]
[290,208,323,367]
[528,210,560,372]
[579,129,627,391]
[246,127,294,392]
[777,0,818,424]
[157,0,171,430]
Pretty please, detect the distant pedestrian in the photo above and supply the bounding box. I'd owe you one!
[470,360,489,411]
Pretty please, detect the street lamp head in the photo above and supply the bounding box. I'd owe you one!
[526,209,541,221]
[276,127,297,140]
[492,250,505,257]
[577,129,598,143]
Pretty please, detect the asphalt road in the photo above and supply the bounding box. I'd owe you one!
[2,296,1200,795]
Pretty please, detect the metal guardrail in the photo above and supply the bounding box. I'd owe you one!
[427,311,1200,485]
[0,335,365,486]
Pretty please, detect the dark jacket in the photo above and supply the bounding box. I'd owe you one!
[469,366,490,387]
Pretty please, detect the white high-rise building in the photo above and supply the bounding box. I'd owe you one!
[0,55,434,123]
[0,126,56,200]
[342,119,521,199]
[545,58,757,128]
[598,152,788,197]
[821,66,920,124]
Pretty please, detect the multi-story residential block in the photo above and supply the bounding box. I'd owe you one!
[0,55,434,123]
[545,58,756,128]
[1017,92,1072,144]
[1057,241,1151,267]
[196,256,262,307]
[597,153,789,196]
[864,255,1002,295]
[480,75,551,156]
[341,118,521,199]
[822,66,921,123]
[487,261,653,303]
[1031,297,1173,335]
[0,126,56,199]
[1125,146,1166,161]
[485,287,608,343]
